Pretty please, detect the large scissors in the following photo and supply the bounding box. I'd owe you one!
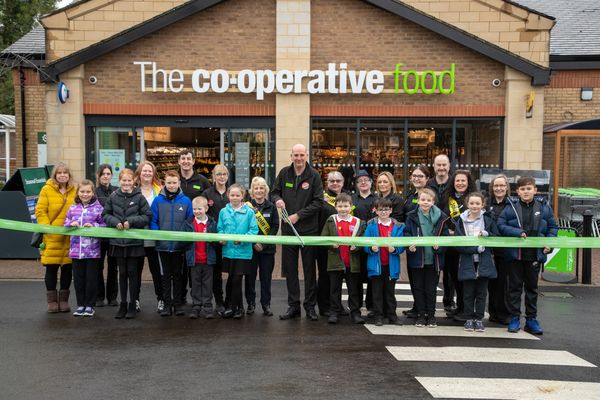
[281,208,305,247]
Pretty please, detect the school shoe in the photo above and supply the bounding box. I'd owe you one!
[327,314,338,324]
[340,306,350,316]
[444,303,457,313]
[374,316,384,327]
[262,305,273,317]
[135,300,141,313]
[47,290,59,313]
[84,307,95,317]
[426,316,437,328]
[508,316,521,333]
[388,316,402,326]
[189,308,200,319]
[246,304,255,315]
[306,308,319,321]
[524,318,543,335]
[125,303,137,319]
[156,300,165,314]
[174,306,186,316]
[73,306,85,317]
[160,305,173,317]
[115,302,128,319]
[474,320,485,332]
[233,309,244,319]
[415,315,427,328]
[464,320,475,332]
[402,308,417,319]
[351,313,365,324]
[204,310,215,319]
[279,307,301,320]
[222,309,234,318]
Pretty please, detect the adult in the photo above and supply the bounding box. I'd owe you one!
[35,162,77,313]
[271,143,323,321]
[316,171,345,316]
[428,154,451,200]
[338,156,355,193]
[135,161,164,313]
[203,164,230,313]
[375,171,404,222]
[178,149,210,200]
[440,169,477,321]
[352,169,376,312]
[95,164,118,307]
[486,174,511,324]
[401,164,431,318]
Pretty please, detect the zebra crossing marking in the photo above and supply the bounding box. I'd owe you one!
[415,377,600,399]
[365,324,539,340]
[342,283,442,291]
[387,346,596,367]
[343,294,444,302]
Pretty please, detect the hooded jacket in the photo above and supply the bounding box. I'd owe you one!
[185,216,218,266]
[403,206,449,271]
[217,203,259,260]
[363,218,405,279]
[150,188,194,252]
[102,187,152,248]
[455,210,498,281]
[64,199,106,259]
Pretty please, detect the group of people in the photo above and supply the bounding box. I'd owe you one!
[34,145,557,334]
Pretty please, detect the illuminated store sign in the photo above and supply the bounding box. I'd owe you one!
[134,61,456,100]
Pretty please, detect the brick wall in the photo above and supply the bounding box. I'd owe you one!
[11,69,46,168]
[544,71,600,125]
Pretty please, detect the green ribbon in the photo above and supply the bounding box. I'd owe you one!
[2,218,599,248]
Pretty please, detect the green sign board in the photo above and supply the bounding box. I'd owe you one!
[544,229,576,274]
[19,167,48,196]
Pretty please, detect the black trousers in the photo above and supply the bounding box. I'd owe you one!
[191,263,213,310]
[329,270,361,316]
[246,252,275,307]
[371,264,397,319]
[411,264,439,317]
[97,241,118,302]
[463,277,489,320]
[213,246,224,306]
[44,264,72,291]
[316,247,331,313]
[358,252,372,310]
[488,255,510,320]
[73,259,99,308]
[282,244,317,310]
[116,256,140,304]
[158,251,185,308]
[230,274,245,311]
[137,247,163,302]
[506,260,541,319]
[444,249,463,312]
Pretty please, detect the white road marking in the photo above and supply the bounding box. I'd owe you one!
[342,283,441,291]
[343,294,443,302]
[364,324,539,340]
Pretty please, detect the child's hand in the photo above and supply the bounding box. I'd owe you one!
[408,245,416,252]
[371,245,379,253]
[520,232,527,239]
[70,221,79,227]
[543,246,552,254]
[219,241,226,245]
[433,245,439,250]
[448,229,455,236]
[83,223,92,228]
[332,244,339,249]
[116,223,124,230]
[123,221,130,230]
[388,246,395,252]
[350,245,356,251]
[254,243,263,252]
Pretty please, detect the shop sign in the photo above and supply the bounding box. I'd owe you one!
[134,62,455,100]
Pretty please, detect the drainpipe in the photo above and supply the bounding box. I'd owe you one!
[19,67,27,168]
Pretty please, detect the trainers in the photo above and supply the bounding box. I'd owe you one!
[135,300,141,312]
[73,306,85,317]
[508,316,521,333]
[402,308,418,319]
[426,316,437,328]
[246,303,255,315]
[474,320,485,332]
[415,315,427,328]
[157,300,165,314]
[83,307,95,317]
[524,318,543,335]
[464,320,474,331]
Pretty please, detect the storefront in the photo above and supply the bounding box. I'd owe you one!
[5,0,555,190]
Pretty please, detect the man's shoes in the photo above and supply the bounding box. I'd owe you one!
[415,315,427,328]
[157,300,165,314]
[351,313,365,324]
[160,306,172,317]
[279,307,301,320]
[204,310,215,319]
[246,303,255,315]
[426,316,437,328]
[402,308,417,319]
[464,319,475,332]
[125,302,137,319]
[174,307,185,316]
[388,316,402,326]
[222,309,234,318]
[189,308,200,319]
[115,302,127,319]
[262,305,273,317]
[374,316,384,326]
[474,319,485,332]
[367,310,376,319]
[444,303,457,313]
[327,314,338,324]
[306,308,319,321]
[233,309,244,319]
[508,316,521,333]
[524,318,543,335]
[340,306,350,316]
[135,300,141,313]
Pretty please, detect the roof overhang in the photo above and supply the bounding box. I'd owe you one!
[550,55,600,70]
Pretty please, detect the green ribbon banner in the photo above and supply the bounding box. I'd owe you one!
[2,218,599,248]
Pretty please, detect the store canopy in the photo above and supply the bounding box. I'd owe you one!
[544,119,600,133]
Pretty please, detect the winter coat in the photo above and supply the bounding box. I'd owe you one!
[185,216,218,267]
[102,188,152,248]
[248,199,280,254]
[497,198,558,263]
[455,211,499,281]
[404,207,449,271]
[363,218,405,279]
[487,196,510,259]
[179,172,210,200]
[271,162,324,235]
[95,183,118,207]
[321,215,365,273]
[402,188,420,217]
[150,189,194,252]
[35,179,77,265]
[217,203,259,260]
[64,199,106,259]
[203,185,229,222]
[377,192,404,222]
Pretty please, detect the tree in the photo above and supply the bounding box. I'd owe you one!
[0,0,57,114]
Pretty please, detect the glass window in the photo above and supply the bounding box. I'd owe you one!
[311,119,357,189]
[91,127,142,186]
[407,120,453,170]
[359,120,405,192]
[224,128,276,189]
[455,120,502,180]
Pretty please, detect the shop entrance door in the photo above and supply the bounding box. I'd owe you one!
[94,127,143,186]
[222,128,275,189]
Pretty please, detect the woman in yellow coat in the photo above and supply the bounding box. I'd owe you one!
[35,162,77,313]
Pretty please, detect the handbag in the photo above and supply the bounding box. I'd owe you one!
[31,198,69,249]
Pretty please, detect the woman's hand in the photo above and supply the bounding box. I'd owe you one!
[116,223,124,230]
[408,245,416,252]
[254,243,263,252]
[433,245,439,250]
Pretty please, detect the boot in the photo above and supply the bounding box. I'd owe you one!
[125,302,137,319]
[46,290,59,313]
[58,290,71,313]
[115,302,127,319]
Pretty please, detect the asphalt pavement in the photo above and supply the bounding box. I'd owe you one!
[1,280,600,399]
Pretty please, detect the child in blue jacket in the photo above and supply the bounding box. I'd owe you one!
[498,177,558,335]
[218,184,259,319]
[363,197,405,326]
[150,170,193,317]
[455,192,499,333]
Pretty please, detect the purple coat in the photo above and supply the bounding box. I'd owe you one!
[64,199,106,259]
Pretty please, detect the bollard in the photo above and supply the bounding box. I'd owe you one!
[581,210,593,284]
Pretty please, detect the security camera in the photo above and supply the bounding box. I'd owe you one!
[491,78,502,87]
[88,75,98,85]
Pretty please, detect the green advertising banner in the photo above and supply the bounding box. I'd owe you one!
[544,229,577,274]
[18,168,49,196]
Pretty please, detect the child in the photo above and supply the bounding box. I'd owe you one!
[455,192,499,332]
[498,177,558,335]
[103,169,152,319]
[186,196,217,320]
[217,184,259,319]
[321,193,365,324]
[404,188,449,328]
[65,179,106,317]
[364,197,405,327]
[150,170,193,317]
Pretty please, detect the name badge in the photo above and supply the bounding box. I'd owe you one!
[193,185,201,190]
[285,182,293,188]
[263,213,271,218]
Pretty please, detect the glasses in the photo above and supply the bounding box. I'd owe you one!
[377,208,392,212]
[215,173,228,177]
[412,174,426,179]
[356,178,370,183]
[328,179,342,183]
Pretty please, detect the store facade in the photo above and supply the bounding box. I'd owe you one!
[24,0,553,189]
